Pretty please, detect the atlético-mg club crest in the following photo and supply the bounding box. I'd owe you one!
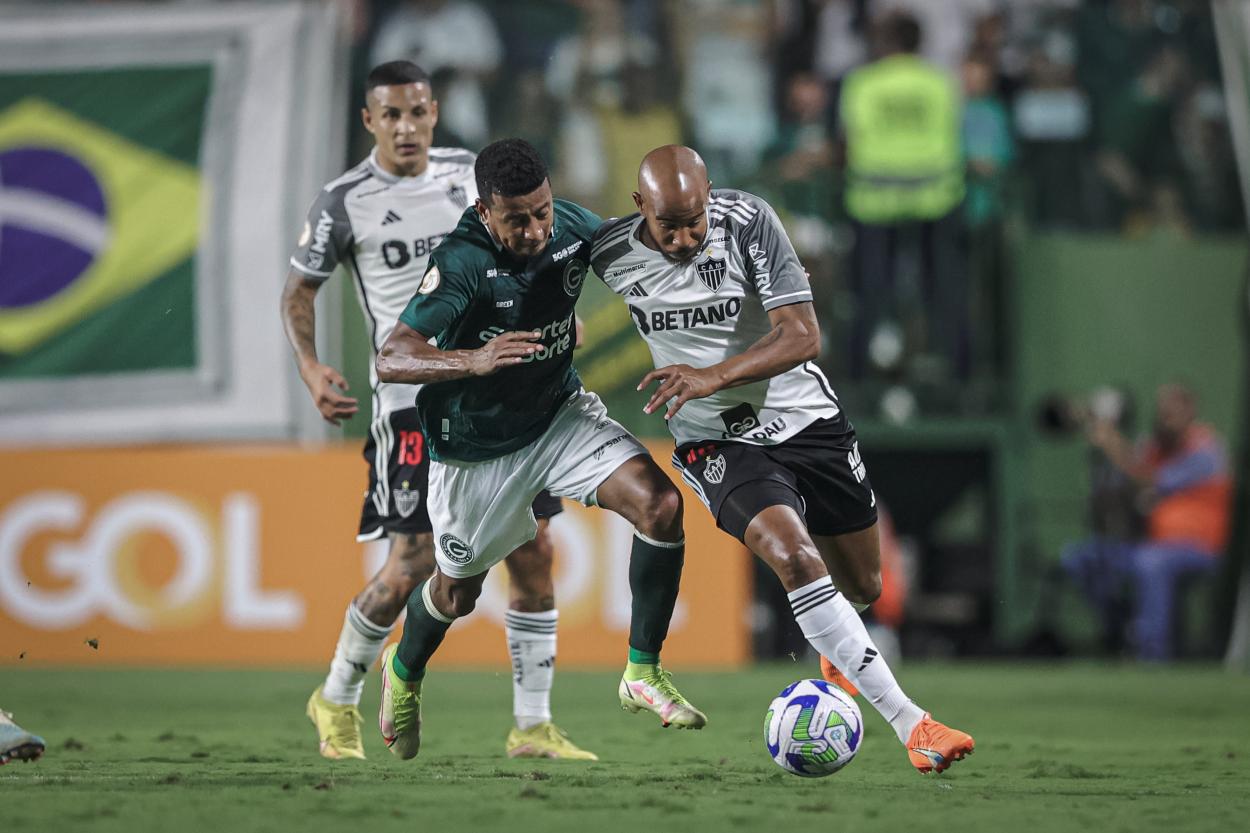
[703,453,727,484]
[696,256,727,292]
[394,481,421,518]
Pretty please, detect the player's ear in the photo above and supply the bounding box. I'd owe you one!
[632,191,644,212]
[361,105,375,135]
[474,196,489,223]
[429,98,439,127]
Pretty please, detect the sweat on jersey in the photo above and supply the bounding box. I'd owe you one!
[591,188,839,446]
[288,147,477,417]
[398,199,602,463]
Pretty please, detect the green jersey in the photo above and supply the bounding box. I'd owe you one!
[398,199,602,462]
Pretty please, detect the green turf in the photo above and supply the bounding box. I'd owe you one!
[2,663,1248,832]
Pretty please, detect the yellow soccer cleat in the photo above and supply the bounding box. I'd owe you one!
[306,686,366,760]
[505,722,599,760]
[619,666,707,729]
[378,644,423,760]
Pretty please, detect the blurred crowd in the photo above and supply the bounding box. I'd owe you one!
[333,0,1242,402]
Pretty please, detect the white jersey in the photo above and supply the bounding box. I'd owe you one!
[289,147,477,417]
[591,188,840,446]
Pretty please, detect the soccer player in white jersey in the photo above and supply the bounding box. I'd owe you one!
[280,61,594,761]
[591,145,975,774]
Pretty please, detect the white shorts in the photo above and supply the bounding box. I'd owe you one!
[429,390,648,577]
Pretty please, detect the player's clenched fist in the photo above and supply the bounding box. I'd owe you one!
[469,330,543,376]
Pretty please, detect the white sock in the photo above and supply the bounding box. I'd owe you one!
[504,609,557,730]
[788,576,925,743]
[321,603,391,706]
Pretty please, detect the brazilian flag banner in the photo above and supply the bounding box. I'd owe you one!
[0,2,347,444]
[0,74,204,377]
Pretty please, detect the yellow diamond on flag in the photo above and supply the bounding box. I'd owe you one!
[0,97,200,354]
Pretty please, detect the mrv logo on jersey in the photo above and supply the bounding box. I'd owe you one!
[628,297,742,336]
[305,209,336,269]
[479,312,575,363]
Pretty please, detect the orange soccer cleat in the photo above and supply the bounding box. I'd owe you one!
[819,655,860,697]
[906,713,975,774]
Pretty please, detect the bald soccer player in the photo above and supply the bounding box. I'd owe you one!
[590,145,975,775]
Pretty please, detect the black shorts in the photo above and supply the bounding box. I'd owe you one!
[673,413,877,542]
[358,408,563,541]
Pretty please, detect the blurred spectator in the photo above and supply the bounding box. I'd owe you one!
[763,72,837,222]
[677,0,775,180]
[873,0,997,72]
[812,0,869,83]
[961,48,1014,372]
[1075,0,1159,111]
[370,0,502,147]
[595,57,683,217]
[1093,45,1189,232]
[1063,383,1232,661]
[1012,14,1093,226]
[1174,84,1244,230]
[962,49,1014,230]
[546,0,680,215]
[839,11,967,382]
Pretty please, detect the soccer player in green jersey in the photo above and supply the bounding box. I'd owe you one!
[283,62,592,761]
[373,138,706,759]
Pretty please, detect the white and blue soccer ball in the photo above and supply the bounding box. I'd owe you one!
[764,679,863,777]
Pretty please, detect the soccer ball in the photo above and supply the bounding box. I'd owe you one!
[764,679,863,777]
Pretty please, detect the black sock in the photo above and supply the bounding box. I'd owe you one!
[628,532,685,662]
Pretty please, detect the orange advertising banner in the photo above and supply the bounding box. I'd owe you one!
[0,444,750,668]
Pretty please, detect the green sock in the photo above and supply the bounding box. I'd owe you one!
[391,652,418,682]
[394,579,453,682]
[627,531,684,666]
[628,647,660,666]
[624,660,659,681]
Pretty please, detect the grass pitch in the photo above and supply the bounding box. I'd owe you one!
[2,663,1247,832]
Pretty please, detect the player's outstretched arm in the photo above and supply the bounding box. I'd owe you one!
[377,322,543,384]
[280,268,359,426]
[639,302,820,419]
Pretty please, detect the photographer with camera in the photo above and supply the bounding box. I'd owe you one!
[1060,382,1231,661]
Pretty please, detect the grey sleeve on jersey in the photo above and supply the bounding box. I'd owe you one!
[737,200,812,310]
[590,216,635,285]
[288,187,354,282]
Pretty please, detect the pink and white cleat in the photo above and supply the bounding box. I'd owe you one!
[618,666,707,729]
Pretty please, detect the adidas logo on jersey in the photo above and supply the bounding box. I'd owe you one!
[381,210,402,225]
[625,283,649,298]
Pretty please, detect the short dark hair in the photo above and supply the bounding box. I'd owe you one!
[365,60,430,96]
[475,138,549,203]
[882,12,922,53]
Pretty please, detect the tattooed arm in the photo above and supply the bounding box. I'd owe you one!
[280,268,358,426]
